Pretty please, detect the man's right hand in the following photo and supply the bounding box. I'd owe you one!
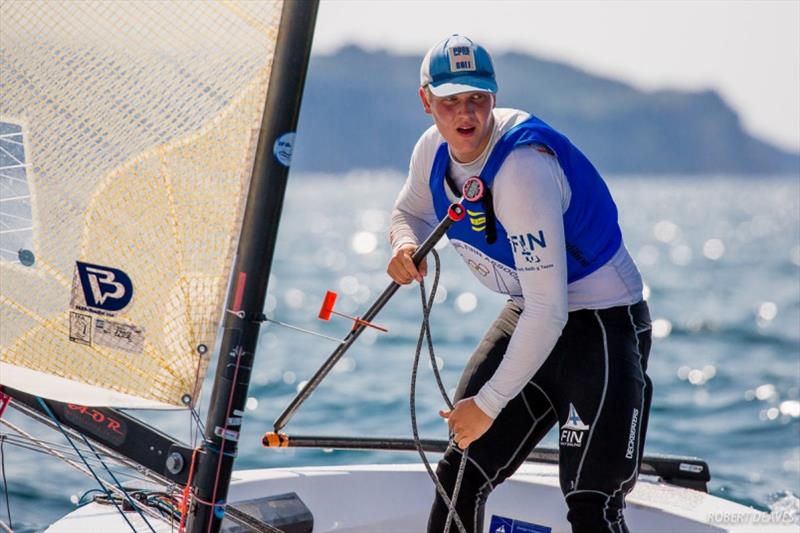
[387,243,428,284]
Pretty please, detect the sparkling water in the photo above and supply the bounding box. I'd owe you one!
[2,173,798,530]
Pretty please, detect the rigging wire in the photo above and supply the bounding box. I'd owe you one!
[0,427,91,453]
[0,433,159,485]
[409,249,468,533]
[188,404,206,446]
[190,346,206,449]
[0,435,11,530]
[75,429,159,533]
[0,432,88,455]
[177,447,200,533]
[0,405,174,485]
[1,419,112,483]
[205,343,247,533]
[34,397,146,533]
[6,427,187,524]
[179,345,252,532]
[82,488,183,522]
[0,417,171,526]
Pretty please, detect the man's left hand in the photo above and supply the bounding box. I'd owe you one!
[439,397,494,449]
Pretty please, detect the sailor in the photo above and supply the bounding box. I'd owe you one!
[387,34,653,533]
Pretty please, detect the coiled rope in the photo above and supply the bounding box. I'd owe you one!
[409,249,469,533]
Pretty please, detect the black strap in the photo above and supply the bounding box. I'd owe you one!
[482,186,497,244]
[444,171,460,198]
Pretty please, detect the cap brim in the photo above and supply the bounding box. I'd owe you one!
[428,77,497,97]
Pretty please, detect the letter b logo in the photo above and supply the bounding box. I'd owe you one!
[76,261,133,312]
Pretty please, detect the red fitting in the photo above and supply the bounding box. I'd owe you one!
[448,203,466,222]
[318,290,337,320]
[262,431,289,448]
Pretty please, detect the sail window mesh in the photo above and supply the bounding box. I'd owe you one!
[0,121,34,265]
[0,0,284,408]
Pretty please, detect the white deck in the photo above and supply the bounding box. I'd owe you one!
[47,462,796,532]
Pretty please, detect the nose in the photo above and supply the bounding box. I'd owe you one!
[458,98,476,115]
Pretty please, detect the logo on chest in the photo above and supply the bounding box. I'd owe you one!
[509,231,546,263]
[467,210,487,232]
[451,240,520,296]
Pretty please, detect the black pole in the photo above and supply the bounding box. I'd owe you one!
[263,435,710,492]
[272,203,465,433]
[186,2,319,531]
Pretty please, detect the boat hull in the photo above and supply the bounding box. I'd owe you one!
[46,462,794,532]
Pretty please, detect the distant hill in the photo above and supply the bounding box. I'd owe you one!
[291,45,799,175]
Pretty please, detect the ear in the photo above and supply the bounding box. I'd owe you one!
[419,87,432,114]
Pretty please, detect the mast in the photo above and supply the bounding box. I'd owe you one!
[186,1,319,531]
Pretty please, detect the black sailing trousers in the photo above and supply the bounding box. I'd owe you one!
[428,300,652,533]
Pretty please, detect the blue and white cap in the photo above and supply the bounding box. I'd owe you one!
[420,34,497,97]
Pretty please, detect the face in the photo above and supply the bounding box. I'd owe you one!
[420,88,495,163]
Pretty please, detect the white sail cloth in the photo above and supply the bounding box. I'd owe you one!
[0,0,284,407]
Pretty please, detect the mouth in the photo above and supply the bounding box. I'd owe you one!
[456,126,476,136]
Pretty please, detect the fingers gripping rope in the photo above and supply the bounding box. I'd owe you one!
[410,249,468,533]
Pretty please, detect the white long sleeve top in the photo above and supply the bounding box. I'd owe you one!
[390,108,643,418]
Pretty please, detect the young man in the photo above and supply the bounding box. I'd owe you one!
[387,35,653,533]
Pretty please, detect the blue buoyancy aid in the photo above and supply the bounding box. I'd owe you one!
[429,115,622,286]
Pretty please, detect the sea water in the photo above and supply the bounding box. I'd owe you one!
[2,173,799,530]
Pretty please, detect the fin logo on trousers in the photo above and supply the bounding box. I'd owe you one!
[560,403,590,448]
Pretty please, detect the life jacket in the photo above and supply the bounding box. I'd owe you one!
[429,115,622,296]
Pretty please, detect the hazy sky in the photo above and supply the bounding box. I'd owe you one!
[314,0,800,153]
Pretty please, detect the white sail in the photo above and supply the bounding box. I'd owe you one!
[0,0,284,408]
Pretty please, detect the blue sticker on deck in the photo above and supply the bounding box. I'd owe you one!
[489,515,551,533]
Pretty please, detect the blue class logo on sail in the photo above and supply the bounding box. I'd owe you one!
[73,261,133,314]
[273,132,296,167]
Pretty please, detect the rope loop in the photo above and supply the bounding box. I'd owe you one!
[409,249,468,533]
